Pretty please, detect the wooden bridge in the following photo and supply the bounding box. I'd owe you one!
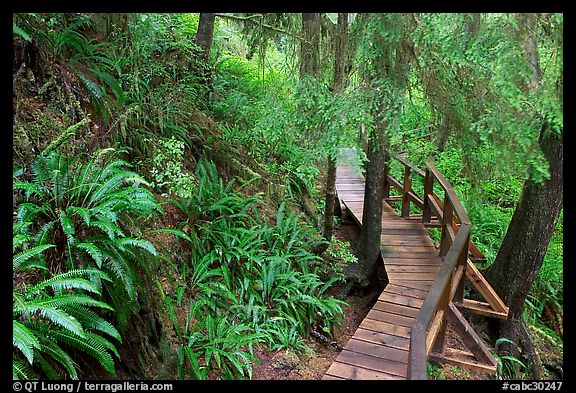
[323,148,509,380]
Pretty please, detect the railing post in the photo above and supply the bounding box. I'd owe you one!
[401,164,412,218]
[453,231,470,304]
[422,168,433,224]
[439,194,454,258]
[383,157,390,200]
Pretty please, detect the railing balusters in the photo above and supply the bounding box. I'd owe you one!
[439,194,454,258]
[402,164,412,218]
[422,169,433,224]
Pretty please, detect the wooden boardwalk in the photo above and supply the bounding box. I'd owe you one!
[323,150,442,380]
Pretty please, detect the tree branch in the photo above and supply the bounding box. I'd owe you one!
[214,13,310,44]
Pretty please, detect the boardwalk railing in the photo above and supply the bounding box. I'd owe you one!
[380,151,508,379]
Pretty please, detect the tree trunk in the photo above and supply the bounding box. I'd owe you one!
[357,127,388,288]
[466,13,481,37]
[300,13,321,78]
[485,124,563,321]
[92,13,130,37]
[194,13,216,61]
[323,13,348,242]
[435,114,450,152]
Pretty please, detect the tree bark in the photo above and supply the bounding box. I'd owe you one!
[357,128,388,288]
[485,124,563,321]
[194,13,216,62]
[92,14,130,37]
[323,13,348,242]
[300,13,321,78]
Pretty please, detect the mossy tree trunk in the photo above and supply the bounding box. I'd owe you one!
[323,13,349,243]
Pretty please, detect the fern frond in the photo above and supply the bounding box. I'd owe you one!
[36,337,79,379]
[31,294,114,312]
[49,329,116,375]
[62,306,121,342]
[34,221,55,246]
[66,206,92,226]
[18,305,84,337]
[13,181,42,199]
[59,211,76,245]
[114,238,157,256]
[13,321,40,364]
[75,243,104,267]
[12,358,32,380]
[13,244,55,270]
[29,276,101,297]
[88,220,123,240]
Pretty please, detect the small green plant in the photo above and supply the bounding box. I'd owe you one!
[427,362,446,379]
[494,337,527,380]
[147,136,197,199]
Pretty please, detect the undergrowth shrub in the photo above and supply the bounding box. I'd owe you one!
[159,158,346,379]
[13,223,120,379]
[13,148,163,334]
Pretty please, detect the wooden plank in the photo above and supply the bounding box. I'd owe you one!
[372,300,420,318]
[466,260,509,314]
[353,328,410,350]
[383,256,441,265]
[388,176,404,193]
[379,244,436,253]
[378,292,425,308]
[425,310,445,356]
[446,303,498,366]
[387,272,437,281]
[321,374,346,380]
[449,264,466,301]
[427,193,444,223]
[426,161,470,225]
[381,240,435,248]
[336,350,407,378]
[384,284,429,300]
[385,196,403,203]
[360,318,411,338]
[366,309,415,328]
[380,222,428,229]
[346,338,409,364]
[382,252,441,259]
[391,280,433,292]
[326,361,403,380]
[429,348,497,374]
[457,299,508,320]
[385,265,440,273]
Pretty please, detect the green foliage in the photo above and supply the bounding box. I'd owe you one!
[146,136,197,199]
[13,225,120,379]
[14,148,162,331]
[162,159,346,378]
[494,337,527,380]
[427,362,446,380]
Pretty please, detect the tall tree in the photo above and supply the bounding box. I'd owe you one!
[299,13,321,77]
[323,13,349,242]
[194,13,216,61]
[485,13,563,379]
[356,14,414,288]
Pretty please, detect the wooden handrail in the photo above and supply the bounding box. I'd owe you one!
[425,160,470,225]
[408,223,471,379]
